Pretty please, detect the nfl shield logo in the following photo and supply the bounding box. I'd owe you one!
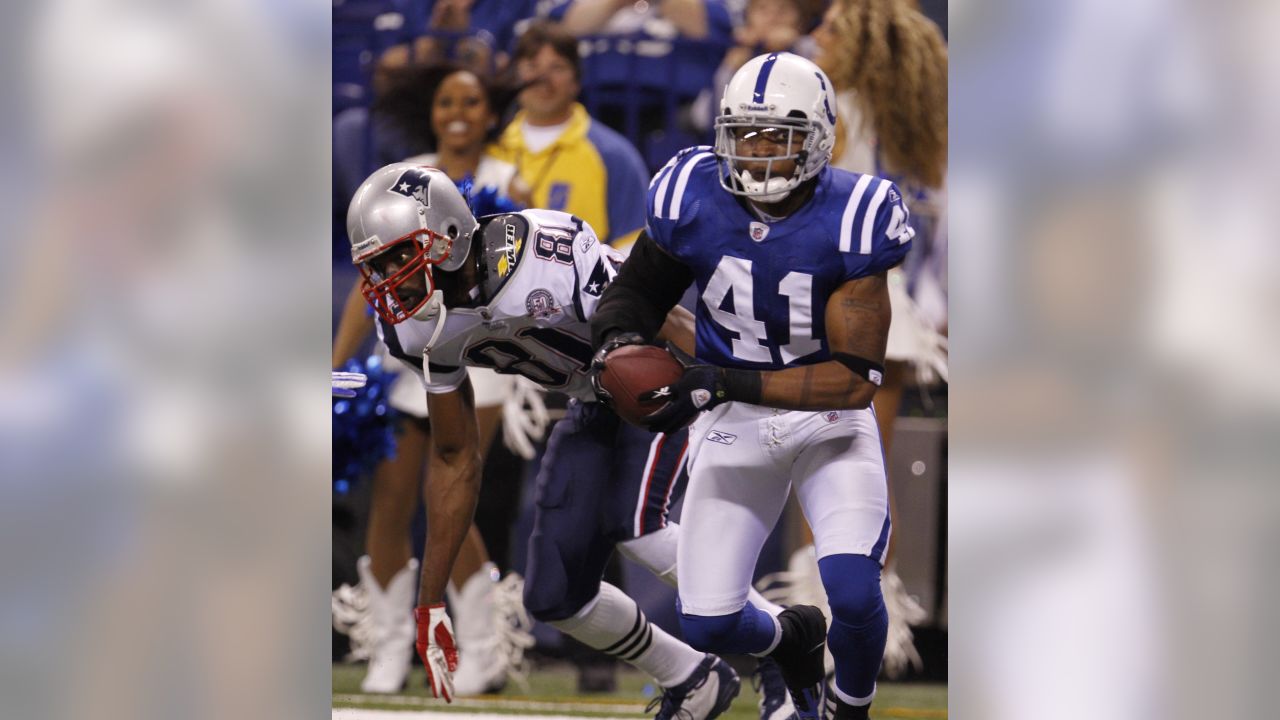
[825,411,840,423]
[749,221,769,242]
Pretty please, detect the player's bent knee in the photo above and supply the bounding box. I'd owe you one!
[818,553,884,624]
[678,611,742,652]
[523,533,578,622]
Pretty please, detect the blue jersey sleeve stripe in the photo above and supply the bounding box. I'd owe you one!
[860,179,892,254]
[839,174,875,253]
[667,152,713,220]
[752,53,781,103]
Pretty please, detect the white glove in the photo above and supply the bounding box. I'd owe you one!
[413,604,458,701]
[502,376,549,460]
[332,371,368,398]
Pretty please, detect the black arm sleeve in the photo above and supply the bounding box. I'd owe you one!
[590,231,695,349]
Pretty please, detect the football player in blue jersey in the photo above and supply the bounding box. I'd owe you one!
[591,52,915,720]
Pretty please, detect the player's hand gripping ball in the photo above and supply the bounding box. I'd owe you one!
[596,344,686,427]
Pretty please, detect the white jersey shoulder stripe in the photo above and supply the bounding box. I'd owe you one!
[860,179,892,255]
[665,151,713,220]
[652,162,677,218]
[839,174,875,253]
[649,153,681,193]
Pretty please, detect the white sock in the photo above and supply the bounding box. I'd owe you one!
[548,582,703,688]
[619,522,784,616]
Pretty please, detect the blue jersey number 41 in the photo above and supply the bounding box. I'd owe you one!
[701,256,822,365]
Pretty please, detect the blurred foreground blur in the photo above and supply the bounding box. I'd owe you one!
[1,1,332,718]
[950,1,1280,719]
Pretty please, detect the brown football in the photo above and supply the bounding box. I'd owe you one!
[599,344,685,427]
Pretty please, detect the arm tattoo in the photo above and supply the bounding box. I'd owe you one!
[798,365,816,407]
[839,296,888,359]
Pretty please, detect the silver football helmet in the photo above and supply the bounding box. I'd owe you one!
[714,52,838,202]
[347,163,479,325]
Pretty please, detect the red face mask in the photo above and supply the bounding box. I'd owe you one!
[357,228,456,325]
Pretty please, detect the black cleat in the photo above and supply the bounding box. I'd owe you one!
[768,605,828,719]
[753,656,799,720]
[827,692,871,720]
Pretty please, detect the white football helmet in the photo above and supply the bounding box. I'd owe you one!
[347,163,479,325]
[714,52,838,202]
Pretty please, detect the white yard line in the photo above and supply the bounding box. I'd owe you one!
[332,694,648,717]
[333,710,639,720]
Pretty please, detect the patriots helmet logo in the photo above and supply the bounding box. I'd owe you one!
[389,167,433,207]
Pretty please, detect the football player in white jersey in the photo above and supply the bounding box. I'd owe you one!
[344,162,795,719]
[591,53,915,720]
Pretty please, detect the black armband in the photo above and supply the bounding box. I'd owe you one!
[722,367,763,404]
[830,353,885,386]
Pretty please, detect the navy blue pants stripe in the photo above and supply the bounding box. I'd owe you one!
[635,434,688,536]
[868,507,892,564]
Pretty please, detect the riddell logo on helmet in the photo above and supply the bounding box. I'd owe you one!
[738,102,774,112]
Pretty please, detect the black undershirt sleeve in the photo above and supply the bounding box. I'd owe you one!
[590,231,695,349]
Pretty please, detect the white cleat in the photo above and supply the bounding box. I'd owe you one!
[448,565,536,696]
[358,556,418,694]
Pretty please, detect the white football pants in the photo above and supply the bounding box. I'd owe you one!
[677,402,891,617]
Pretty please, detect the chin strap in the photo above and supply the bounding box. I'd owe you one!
[416,290,449,358]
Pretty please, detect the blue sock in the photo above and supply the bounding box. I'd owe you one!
[678,600,778,655]
[818,553,887,703]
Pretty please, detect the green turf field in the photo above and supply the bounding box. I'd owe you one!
[333,663,946,719]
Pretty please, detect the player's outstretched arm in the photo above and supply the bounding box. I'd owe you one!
[421,379,483,605]
[757,271,891,410]
[415,378,482,700]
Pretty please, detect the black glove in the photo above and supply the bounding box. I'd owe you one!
[588,332,646,406]
[639,344,729,434]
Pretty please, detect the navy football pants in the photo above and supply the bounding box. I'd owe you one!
[523,400,688,622]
